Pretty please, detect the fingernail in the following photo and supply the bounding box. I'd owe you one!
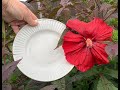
[34,20,38,25]
[35,19,38,23]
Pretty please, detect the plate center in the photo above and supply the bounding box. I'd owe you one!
[25,30,61,66]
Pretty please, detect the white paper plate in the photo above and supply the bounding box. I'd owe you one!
[13,18,74,82]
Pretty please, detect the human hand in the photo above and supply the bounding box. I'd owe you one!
[2,0,38,34]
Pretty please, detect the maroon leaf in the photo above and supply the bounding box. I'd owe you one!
[21,1,37,14]
[18,85,24,90]
[25,79,50,90]
[62,8,71,22]
[2,84,12,90]
[104,8,117,21]
[40,85,56,90]
[60,0,70,6]
[2,48,6,57]
[105,43,118,59]
[74,2,86,12]
[56,7,65,17]
[49,6,62,18]
[100,3,112,12]
[93,7,98,16]
[88,0,94,4]
[2,60,21,83]
[87,0,95,9]
[109,12,118,18]
[67,5,77,17]
[100,3,112,18]
[2,47,9,57]
[56,7,70,19]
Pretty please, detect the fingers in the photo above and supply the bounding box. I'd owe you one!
[10,20,26,26]
[11,25,19,34]
[29,9,38,20]
[24,9,38,26]
[6,0,38,27]
[10,20,26,34]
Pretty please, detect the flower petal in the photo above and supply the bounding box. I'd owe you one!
[88,18,113,41]
[62,41,85,54]
[91,42,109,64]
[64,31,85,42]
[66,19,87,36]
[65,47,93,67]
[75,48,94,72]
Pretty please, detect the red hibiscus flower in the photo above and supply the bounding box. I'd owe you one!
[62,18,113,72]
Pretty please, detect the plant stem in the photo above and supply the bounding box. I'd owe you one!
[2,20,6,64]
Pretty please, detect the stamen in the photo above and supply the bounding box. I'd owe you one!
[86,38,92,47]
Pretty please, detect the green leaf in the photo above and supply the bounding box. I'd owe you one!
[55,28,68,49]
[68,67,78,77]
[65,82,72,90]
[2,20,6,64]
[2,20,5,38]
[103,68,118,79]
[69,72,84,83]
[108,18,118,27]
[9,69,22,84]
[25,80,50,90]
[102,0,114,4]
[92,79,99,90]
[112,30,118,42]
[68,66,99,83]
[52,78,65,90]
[83,66,100,77]
[97,76,118,90]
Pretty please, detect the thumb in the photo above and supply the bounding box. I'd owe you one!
[24,10,38,26]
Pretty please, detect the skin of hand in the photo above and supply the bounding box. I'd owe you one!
[2,0,38,34]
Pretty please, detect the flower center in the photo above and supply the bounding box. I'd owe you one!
[86,38,92,47]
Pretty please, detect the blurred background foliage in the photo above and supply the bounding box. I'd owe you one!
[2,0,118,90]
